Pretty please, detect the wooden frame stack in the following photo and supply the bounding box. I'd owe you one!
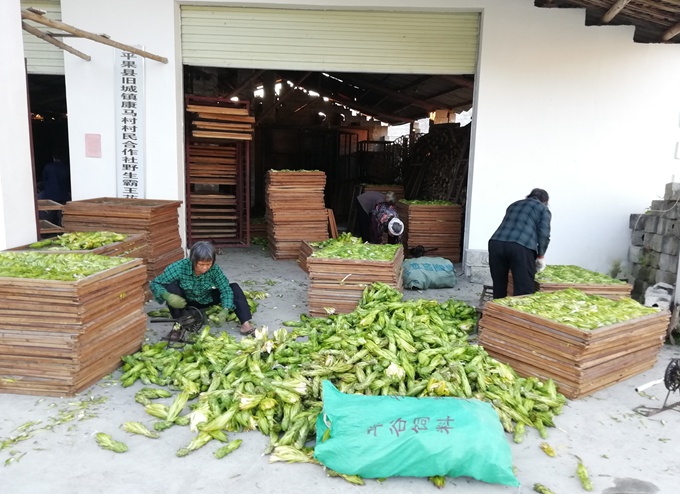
[395,201,463,262]
[307,246,404,316]
[62,198,184,295]
[362,184,405,201]
[298,240,315,273]
[507,274,633,299]
[0,258,147,396]
[478,300,670,399]
[185,96,251,246]
[265,170,328,259]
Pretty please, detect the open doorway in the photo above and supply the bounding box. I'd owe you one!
[28,74,70,229]
[183,67,473,227]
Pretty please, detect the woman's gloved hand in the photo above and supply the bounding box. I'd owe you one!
[536,257,546,273]
[162,292,187,309]
[214,309,230,327]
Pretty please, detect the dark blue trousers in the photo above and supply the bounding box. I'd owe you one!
[164,282,252,323]
[488,240,537,299]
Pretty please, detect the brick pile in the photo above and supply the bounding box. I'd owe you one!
[629,182,680,300]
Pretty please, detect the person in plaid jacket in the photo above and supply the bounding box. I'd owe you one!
[488,188,551,299]
[150,241,254,338]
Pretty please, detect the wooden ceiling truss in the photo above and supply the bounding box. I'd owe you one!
[535,0,680,44]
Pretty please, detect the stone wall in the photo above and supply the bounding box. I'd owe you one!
[629,183,680,301]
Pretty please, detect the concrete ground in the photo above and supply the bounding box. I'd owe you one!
[2,245,680,494]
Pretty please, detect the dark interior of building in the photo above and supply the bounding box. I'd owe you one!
[25,67,473,248]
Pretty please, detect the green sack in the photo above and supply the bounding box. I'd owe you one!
[402,257,457,290]
[314,381,518,486]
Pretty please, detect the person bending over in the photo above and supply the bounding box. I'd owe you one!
[150,241,254,338]
[369,191,404,244]
[355,190,387,242]
[488,188,551,299]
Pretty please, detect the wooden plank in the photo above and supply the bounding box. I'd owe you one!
[194,121,253,131]
[37,199,65,211]
[478,300,670,399]
[298,241,314,274]
[307,246,403,315]
[0,255,147,396]
[484,300,668,343]
[192,131,252,141]
[327,209,338,239]
[395,201,463,263]
[195,112,255,123]
[538,281,632,299]
[187,104,250,116]
[479,311,667,366]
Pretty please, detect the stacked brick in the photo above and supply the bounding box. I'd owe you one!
[629,182,680,300]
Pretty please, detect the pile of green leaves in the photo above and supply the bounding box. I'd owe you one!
[309,232,359,250]
[121,283,566,480]
[399,199,455,206]
[0,252,131,281]
[29,231,128,251]
[536,265,626,285]
[494,288,658,330]
[311,234,399,261]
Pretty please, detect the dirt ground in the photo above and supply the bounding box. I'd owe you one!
[2,245,680,494]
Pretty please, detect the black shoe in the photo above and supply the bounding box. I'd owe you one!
[168,323,182,342]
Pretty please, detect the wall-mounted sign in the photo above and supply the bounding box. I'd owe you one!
[114,49,145,198]
[85,133,101,158]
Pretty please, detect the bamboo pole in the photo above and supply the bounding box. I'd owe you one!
[21,9,168,64]
[22,21,91,61]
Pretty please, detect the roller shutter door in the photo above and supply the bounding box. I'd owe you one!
[21,0,64,75]
[181,6,479,74]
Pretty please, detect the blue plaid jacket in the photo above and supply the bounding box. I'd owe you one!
[490,197,551,256]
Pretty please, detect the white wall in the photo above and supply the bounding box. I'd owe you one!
[58,0,680,276]
[61,0,185,235]
[467,1,680,279]
[0,0,42,250]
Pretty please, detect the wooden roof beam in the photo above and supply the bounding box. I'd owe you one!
[329,95,414,125]
[256,72,312,124]
[21,9,168,63]
[338,74,440,112]
[400,75,436,91]
[662,22,680,42]
[299,80,413,124]
[439,74,474,88]
[228,70,265,100]
[601,0,631,24]
[272,70,412,124]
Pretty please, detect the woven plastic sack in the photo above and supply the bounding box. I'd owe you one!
[402,257,457,289]
[314,381,518,486]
